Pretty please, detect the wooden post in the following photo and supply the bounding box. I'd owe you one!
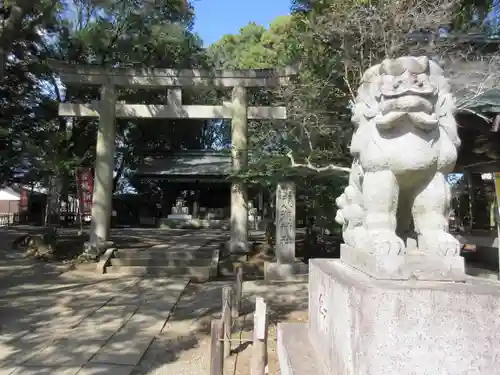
[232,264,243,318]
[251,297,268,375]
[210,319,224,375]
[222,286,233,358]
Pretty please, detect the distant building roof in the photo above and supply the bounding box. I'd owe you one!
[0,187,20,201]
[134,151,231,179]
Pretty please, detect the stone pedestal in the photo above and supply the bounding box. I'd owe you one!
[82,240,114,260]
[278,258,500,375]
[264,261,308,282]
[340,244,466,281]
[166,214,192,220]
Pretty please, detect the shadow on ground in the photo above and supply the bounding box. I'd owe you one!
[0,226,307,375]
[1,226,226,267]
[0,269,308,375]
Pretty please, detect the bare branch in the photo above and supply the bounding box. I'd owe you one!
[448,54,500,108]
[286,151,351,173]
[455,108,492,123]
[307,0,499,105]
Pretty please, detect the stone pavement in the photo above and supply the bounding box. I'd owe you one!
[0,270,189,375]
[0,227,232,375]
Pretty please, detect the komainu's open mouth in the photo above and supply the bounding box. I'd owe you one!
[380,95,434,115]
[375,109,438,130]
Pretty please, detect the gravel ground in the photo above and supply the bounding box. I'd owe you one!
[224,308,308,375]
[132,280,309,375]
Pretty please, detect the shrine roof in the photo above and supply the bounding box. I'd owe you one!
[134,151,231,178]
[132,87,500,177]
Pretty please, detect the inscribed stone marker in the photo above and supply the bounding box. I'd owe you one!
[275,182,296,264]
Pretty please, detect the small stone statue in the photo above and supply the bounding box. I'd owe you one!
[335,56,461,256]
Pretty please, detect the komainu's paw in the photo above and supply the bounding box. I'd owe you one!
[344,227,369,249]
[368,230,405,255]
[419,231,461,256]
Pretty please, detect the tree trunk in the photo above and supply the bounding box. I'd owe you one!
[112,154,127,193]
[44,174,61,227]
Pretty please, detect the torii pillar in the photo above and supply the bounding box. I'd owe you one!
[230,85,249,253]
[88,83,116,250]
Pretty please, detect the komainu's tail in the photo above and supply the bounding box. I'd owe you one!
[335,159,365,247]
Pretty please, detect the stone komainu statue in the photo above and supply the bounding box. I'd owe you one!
[335,56,461,256]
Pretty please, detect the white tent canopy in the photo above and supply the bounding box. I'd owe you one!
[0,188,20,201]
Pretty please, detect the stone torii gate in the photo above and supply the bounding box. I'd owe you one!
[51,62,296,253]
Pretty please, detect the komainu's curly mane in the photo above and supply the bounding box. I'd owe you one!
[350,57,460,158]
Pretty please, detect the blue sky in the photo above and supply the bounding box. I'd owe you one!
[192,0,292,46]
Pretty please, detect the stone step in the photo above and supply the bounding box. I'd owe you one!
[110,257,212,267]
[115,249,215,260]
[106,265,213,282]
[278,323,320,375]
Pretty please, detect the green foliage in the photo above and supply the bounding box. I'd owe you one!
[207,17,301,69]
[0,0,231,224]
[1,0,498,232]
[207,14,350,229]
[0,0,221,197]
[207,0,500,229]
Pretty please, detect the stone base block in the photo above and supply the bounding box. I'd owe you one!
[83,240,114,260]
[226,240,250,254]
[340,244,466,281]
[166,214,192,220]
[277,323,320,375]
[306,259,500,375]
[264,261,308,282]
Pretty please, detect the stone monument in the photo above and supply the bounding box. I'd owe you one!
[265,181,308,281]
[167,197,192,220]
[248,202,258,230]
[277,56,500,375]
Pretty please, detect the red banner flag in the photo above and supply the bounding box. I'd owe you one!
[76,168,94,215]
[19,189,29,212]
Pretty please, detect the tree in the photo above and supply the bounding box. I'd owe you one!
[208,0,500,236]
[207,16,349,234]
[0,0,221,226]
[0,0,64,182]
[291,0,500,108]
[0,0,41,78]
[288,0,500,236]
